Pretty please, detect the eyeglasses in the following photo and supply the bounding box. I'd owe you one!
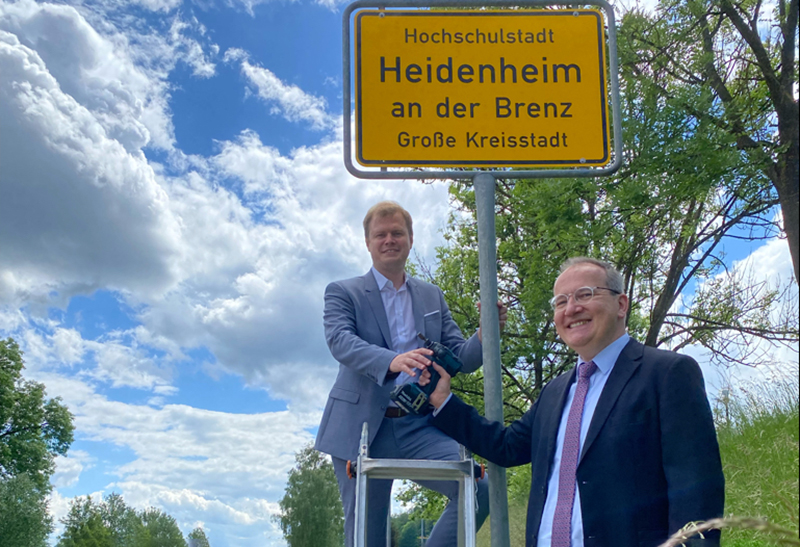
[550,286,621,310]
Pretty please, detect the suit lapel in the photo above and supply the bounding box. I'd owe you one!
[363,271,393,349]
[580,339,643,462]
[406,277,425,339]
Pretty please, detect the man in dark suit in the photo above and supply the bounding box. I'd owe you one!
[315,201,506,547]
[427,257,725,547]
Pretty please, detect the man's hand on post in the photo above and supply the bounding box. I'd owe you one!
[427,362,452,409]
[477,300,509,342]
[389,348,433,377]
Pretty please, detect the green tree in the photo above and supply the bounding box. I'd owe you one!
[0,473,53,547]
[276,444,344,547]
[390,512,411,547]
[397,520,418,547]
[59,514,114,547]
[99,492,149,547]
[141,508,188,547]
[1,337,74,546]
[58,497,114,547]
[395,518,432,547]
[58,493,192,547]
[1,337,75,492]
[622,0,799,281]
[187,527,211,547]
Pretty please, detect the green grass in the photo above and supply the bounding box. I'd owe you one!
[475,370,799,547]
[475,496,526,547]
[714,371,799,546]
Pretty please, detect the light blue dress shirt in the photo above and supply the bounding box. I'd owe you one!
[371,267,418,388]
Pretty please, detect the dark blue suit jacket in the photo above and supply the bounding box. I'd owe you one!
[433,338,724,547]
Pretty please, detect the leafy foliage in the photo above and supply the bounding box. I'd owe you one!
[0,473,53,547]
[622,0,799,281]
[276,444,344,547]
[58,498,115,547]
[0,337,74,545]
[187,528,211,547]
[141,509,188,547]
[395,518,432,547]
[57,493,191,547]
[1,337,75,492]
[99,493,149,547]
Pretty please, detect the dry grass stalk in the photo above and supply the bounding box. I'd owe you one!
[657,516,800,547]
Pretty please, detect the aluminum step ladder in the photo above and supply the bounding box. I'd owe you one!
[349,422,481,547]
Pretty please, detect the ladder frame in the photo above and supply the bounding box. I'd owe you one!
[353,422,478,547]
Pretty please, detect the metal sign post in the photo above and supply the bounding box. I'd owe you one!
[474,172,510,547]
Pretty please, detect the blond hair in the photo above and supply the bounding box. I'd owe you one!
[363,201,413,239]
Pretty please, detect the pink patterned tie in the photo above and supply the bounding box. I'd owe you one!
[551,361,597,547]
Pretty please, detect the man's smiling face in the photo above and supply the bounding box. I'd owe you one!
[553,263,628,361]
[366,212,412,278]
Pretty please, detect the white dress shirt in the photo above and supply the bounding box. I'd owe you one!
[537,332,630,547]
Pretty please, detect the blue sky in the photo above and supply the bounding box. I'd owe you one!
[0,0,796,546]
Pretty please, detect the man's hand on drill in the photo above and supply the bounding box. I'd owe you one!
[425,362,452,409]
[389,348,433,377]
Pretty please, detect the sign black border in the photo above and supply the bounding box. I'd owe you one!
[355,10,609,167]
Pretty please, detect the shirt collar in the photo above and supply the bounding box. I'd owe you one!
[371,267,407,291]
[579,332,630,375]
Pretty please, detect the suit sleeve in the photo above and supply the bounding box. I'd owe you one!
[436,286,483,373]
[323,281,396,386]
[432,395,534,468]
[659,355,725,545]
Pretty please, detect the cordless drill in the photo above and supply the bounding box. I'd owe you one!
[389,333,463,415]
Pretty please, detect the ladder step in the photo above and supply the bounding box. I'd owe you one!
[359,457,474,481]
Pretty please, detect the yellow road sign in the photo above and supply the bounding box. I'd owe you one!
[354,10,610,167]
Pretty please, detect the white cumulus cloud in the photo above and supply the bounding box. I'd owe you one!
[230,51,336,131]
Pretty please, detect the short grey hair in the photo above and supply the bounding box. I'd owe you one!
[557,257,625,294]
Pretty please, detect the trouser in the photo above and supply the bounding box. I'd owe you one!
[332,413,490,547]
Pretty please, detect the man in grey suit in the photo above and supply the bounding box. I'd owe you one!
[315,201,506,547]
[427,257,724,547]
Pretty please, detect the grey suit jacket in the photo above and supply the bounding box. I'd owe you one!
[315,271,483,461]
